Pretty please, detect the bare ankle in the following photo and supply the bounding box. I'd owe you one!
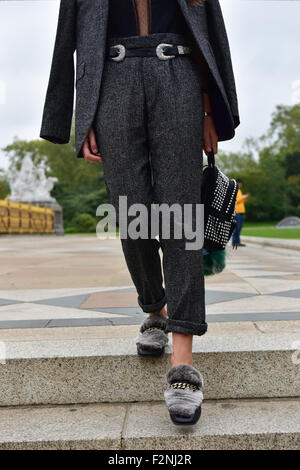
[171,351,193,367]
[148,306,168,318]
[171,332,193,367]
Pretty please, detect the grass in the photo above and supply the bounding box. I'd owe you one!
[64,222,300,240]
[242,222,300,239]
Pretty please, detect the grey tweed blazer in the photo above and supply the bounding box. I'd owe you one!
[40,0,240,158]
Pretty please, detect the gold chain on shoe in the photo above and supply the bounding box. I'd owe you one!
[144,327,165,332]
[168,382,200,392]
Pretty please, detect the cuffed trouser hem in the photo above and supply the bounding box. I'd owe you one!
[165,318,207,337]
[138,290,167,314]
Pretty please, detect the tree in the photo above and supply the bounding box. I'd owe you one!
[1,119,109,227]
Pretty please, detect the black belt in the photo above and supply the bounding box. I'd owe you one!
[107,43,191,62]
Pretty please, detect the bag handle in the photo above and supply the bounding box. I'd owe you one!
[207,150,215,167]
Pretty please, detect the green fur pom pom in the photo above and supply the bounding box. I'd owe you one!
[203,248,226,276]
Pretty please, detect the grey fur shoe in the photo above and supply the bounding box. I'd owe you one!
[164,364,204,425]
[135,315,169,357]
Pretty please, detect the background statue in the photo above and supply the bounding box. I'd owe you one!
[7,153,57,202]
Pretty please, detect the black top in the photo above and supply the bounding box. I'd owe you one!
[107,0,189,38]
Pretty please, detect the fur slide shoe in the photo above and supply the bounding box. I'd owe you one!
[164,364,204,425]
[135,315,169,357]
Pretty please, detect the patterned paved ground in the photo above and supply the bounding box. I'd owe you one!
[0,235,300,329]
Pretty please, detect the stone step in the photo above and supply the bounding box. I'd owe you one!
[0,398,299,450]
[1,332,299,406]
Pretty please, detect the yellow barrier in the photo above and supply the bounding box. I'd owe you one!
[0,199,55,234]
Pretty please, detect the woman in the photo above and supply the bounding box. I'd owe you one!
[40,0,239,426]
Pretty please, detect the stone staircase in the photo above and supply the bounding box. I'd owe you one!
[0,332,299,449]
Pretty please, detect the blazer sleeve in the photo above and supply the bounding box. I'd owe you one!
[204,0,240,128]
[40,0,76,145]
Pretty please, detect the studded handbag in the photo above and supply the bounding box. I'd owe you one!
[201,151,238,251]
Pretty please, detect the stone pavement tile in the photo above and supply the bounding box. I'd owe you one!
[88,307,143,315]
[47,318,113,328]
[0,324,141,342]
[123,399,300,450]
[261,266,300,272]
[271,289,300,298]
[106,316,146,326]
[0,402,125,450]
[0,266,131,290]
[0,299,22,306]
[239,279,300,295]
[205,283,258,294]
[206,294,300,314]
[205,290,257,305]
[207,312,300,322]
[0,286,132,302]
[205,321,259,336]
[35,294,89,308]
[0,257,49,271]
[0,320,49,330]
[0,321,262,342]
[230,270,296,278]
[81,291,138,309]
[202,271,242,284]
[245,275,286,280]
[255,320,300,334]
[231,267,265,271]
[282,275,300,280]
[0,303,126,321]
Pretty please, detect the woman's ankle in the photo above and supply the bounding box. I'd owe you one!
[171,351,193,367]
[147,306,168,318]
[171,332,193,367]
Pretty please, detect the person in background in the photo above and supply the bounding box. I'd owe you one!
[232,179,250,247]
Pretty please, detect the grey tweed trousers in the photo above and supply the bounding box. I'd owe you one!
[93,33,207,336]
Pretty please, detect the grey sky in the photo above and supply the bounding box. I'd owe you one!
[0,0,299,169]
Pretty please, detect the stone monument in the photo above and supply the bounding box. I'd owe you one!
[276,216,300,229]
[6,153,64,235]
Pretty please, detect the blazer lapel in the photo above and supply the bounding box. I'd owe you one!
[95,0,109,47]
[177,0,231,114]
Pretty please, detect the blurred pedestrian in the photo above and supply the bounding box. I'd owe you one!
[232,179,250,247]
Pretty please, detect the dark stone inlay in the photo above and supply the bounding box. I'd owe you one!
[271,289,300,298]
[0,299,24,306]
[207,311,300,323]
[46,318,113,328]
[0,311,300,329]
[34,294,90,309]
[86,307,143,316]
[205,291,257,305]
[105,315,146,326]
[0,319,50,329]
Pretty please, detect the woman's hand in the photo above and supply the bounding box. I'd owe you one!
[203,115,218,156]
[82,127,103,162]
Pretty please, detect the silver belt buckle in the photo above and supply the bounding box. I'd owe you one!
[156,43,191,61]
[110,44,126,62]
[156,43,175,61]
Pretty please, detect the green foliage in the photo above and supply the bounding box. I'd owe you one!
[1,118,109,228]
[224,104,300,222]
[0,169,10,199]
[71,213,97,233]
